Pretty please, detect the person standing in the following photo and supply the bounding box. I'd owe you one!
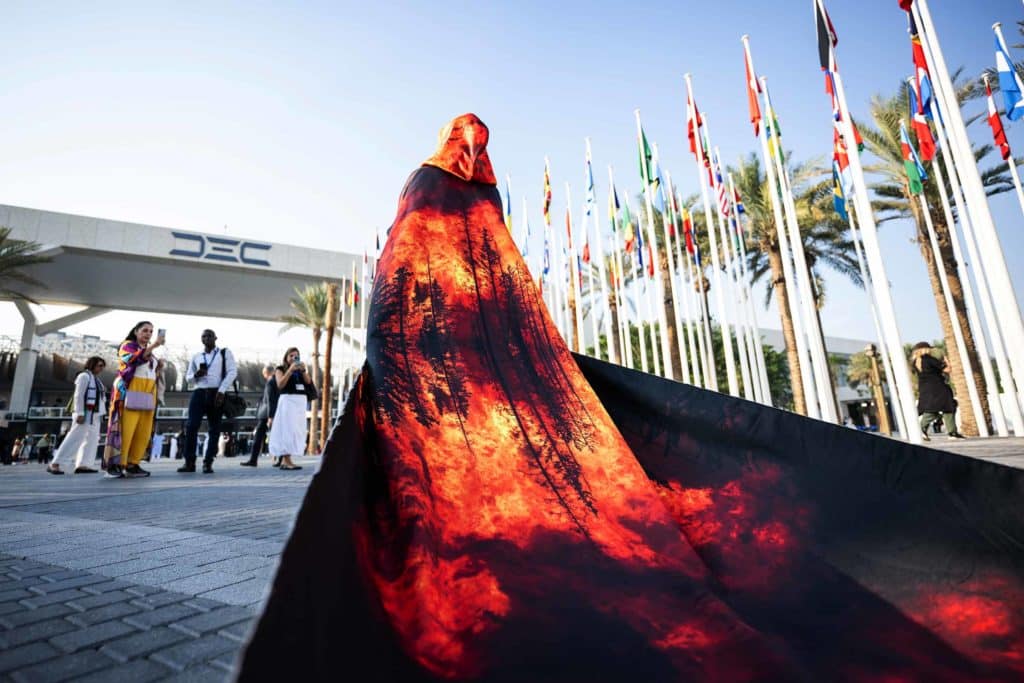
[48,356,106,475]
[268,348,314,471]
[241,364,277,467]
[106,322,164,478]
[179,329,237,474]
[35,434,51,464]
[910,341,965,441]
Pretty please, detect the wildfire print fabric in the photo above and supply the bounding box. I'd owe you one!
[238,115,1024,682]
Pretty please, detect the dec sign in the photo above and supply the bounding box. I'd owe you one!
[170,231,271,267]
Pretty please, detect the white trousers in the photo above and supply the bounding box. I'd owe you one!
[51,419,101,470]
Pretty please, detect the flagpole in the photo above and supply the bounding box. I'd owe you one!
[917,186,988,437]
[565,182,585,353]
[609,166,634,369]
[992,28,1024,219]
[683,196,716,389]
[586,140,614,363]
[635,112,675,379]
[742,36,818,417]
[929,154,1000,436]
[579,175,601,358]
[713,147,755,401]
[674,190,704,387]
[661,169,691,384]
[628,201,651,374]
[762,78,836,422]
[684,74,738,395]
[729,172,771,405]
[848,205,909,438]
[817,0,922,442]
[916,0,1024,422]
[932,82,1018,435]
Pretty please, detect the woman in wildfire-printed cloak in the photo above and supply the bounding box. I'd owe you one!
[237,114,1024,682]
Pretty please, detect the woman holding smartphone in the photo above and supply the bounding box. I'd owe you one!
[105,321,164,478]
[268,347,315,470]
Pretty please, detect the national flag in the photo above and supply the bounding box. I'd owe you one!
[542,161,552,225]
[833,126,853,197]
[766,107,783,163]
[908,14,933,118]
[745,48,762,136]
[521,211,531,257]
[565,207,573,249]
[608,184,620,231]
[585,157,596,216]
[832,160,848,221]
[815,0,838,72]
[683,208,703,269]
[651,154,666,213]
[633,200,645,269]
[646,242,654,277]
[899,120,927,195]
[638,126,657,191]
[687,94,709,169]
[714,158,730,218]
[542,229,550,278]
[582,239,590,265]
[995,28,1024,121]
[908,78,936,162]
[733,188,746,215]
[503,176,513,233]
[987,79,1012,160]
[898,0,913,10]
[622,198,636,253]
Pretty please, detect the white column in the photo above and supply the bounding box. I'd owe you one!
[816,1,922,442]
[10,301,39,417]
[918,1,1024,418]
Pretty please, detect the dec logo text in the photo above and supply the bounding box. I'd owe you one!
[170,232,271,267]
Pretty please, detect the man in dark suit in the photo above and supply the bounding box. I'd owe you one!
[240,364,277,467]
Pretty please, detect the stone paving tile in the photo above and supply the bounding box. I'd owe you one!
[9,649,115,683]
[49,618,138,653]
[0,641,61,674]
[0,616,77,648]
[0,588,32,602]
[164,664,230,682]
[80,578,135,595]
[92,557,174,577]
[70,658,172,683]
[198,577,267,607]
[123,602,201,630]
[66,590,135,611]
[168,571,252,597]
[217,619,253,644]
[64,600,141,626]
[169,606,253,637]
[151,634,238,672]
[27,573,110,594]
[99,625,191,662]
[183,596,224,612]
[0,601,76,628]
[19,588,90,608]
[129,590,190,610]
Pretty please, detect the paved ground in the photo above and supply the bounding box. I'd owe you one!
[0,455,316,682]
[0,437,1021,682]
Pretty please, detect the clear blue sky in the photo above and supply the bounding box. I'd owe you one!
[1,0,1021,354]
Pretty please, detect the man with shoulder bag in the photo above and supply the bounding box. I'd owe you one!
[179,330,238,474]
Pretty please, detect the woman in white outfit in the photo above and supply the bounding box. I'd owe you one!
[48,356,107,475]
[268,347,314,471]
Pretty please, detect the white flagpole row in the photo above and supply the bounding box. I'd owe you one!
[848,205,909,437]
[660,170,692,384]
[762,78,836,422]
[930,85,1020,435]
[817,0,922,442]
[674,191,706,388]
[684,75,740,396]
[919,2,1024,420]
[917,191,988,436]
[586,140,615,364]
[566,183,586,354]
[609,166,634,370]
[743,36,819,418]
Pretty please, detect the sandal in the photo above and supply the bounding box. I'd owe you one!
[47,466,64,475]
[280,464,303,470]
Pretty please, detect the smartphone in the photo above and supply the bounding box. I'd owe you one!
[157,328,166,342]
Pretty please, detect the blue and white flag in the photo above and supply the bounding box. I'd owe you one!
[995,29,1024,121]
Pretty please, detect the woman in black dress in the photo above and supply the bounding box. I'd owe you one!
[910,341,965,440]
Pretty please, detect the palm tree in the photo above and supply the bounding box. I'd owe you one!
[319,282,340,451]
[857,80,1014,435]
[0,227,51,302]
[731,154,829,415]
[279,283,329,454]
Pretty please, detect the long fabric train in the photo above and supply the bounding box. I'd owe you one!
[237,114,1024,682]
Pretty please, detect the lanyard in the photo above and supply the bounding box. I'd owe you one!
[202,348,219,368]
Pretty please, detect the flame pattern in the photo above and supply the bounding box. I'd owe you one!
[239,120,1024,682]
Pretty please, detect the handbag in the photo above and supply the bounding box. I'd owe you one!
[124,389,155,411]
[219,349,248,419]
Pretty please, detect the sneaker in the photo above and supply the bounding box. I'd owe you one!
[947,432,967,440]
[125,465,151,478]
[177,464,196,473]
[74,466,98,474]
[105,465,125,479]
[202,463,214,474]
[239,461,256,467]
[921,433,931,442]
